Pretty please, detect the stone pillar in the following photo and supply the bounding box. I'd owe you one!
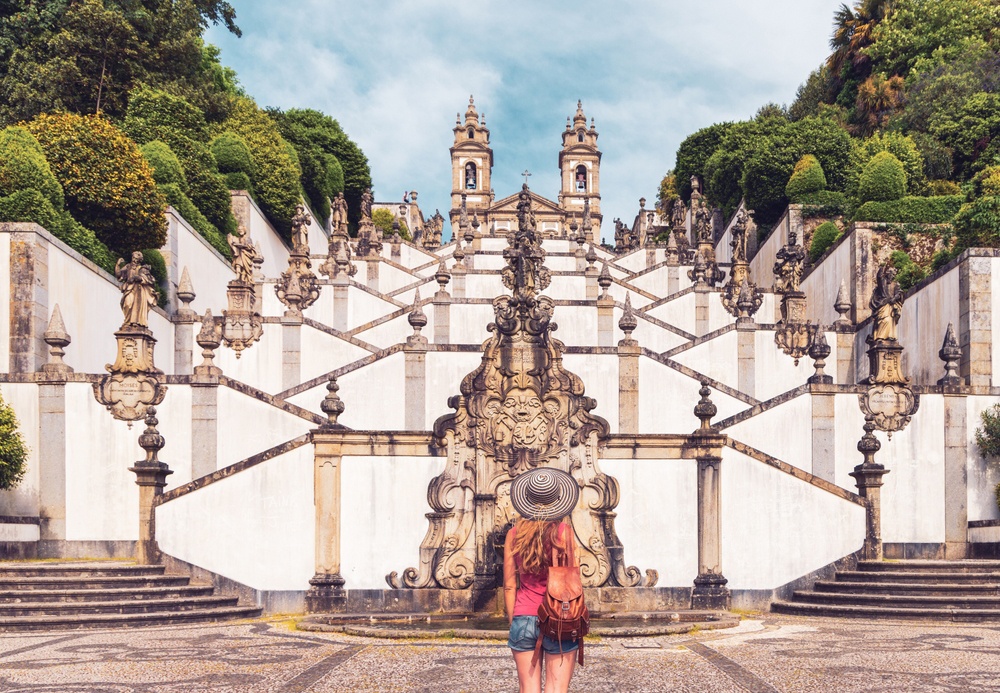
[38,306,71,542]
[173,267,196,375]
[307,379,347,612]
[128,408,173,565]
[810,385,836,482]
[617,297,639,434]
[850,419,889,561]
[451,263,467,299]
[736,324,755,398]
[959,254,992,386]
[332,275,350,332]
[585,265,599,299]
[694,285,710,338]
[597,295,615,347]
[281,315,302,391]
[667,265,680,296]
[404,298,429,430]
[191,383,218,478]
[849,226,876,325]
[8,229,49,373]
[366,258,380,292]
[690,384,730,610]
[943,391,969,559]
[433,291,451,344]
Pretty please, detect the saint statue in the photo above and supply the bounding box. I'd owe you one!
[360,188,373,221]
[331,192,349,235]
[116,251,158,328]
[773,231,806,294]
[671,198,686,231]
[730,208,750,264]
[515,184,536,234]
[228,223,260,284]
[870,263,903,341]
[291,204,312,251]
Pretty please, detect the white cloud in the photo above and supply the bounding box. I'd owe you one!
[208,0,844,241]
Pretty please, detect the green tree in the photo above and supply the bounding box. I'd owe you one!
[953,166,1000,250]
[0,389,28,490]
[674,122,734,201]
[372,207,410,240]
[858,150,907,202]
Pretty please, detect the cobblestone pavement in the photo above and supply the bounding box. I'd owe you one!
[2,614,1000,692]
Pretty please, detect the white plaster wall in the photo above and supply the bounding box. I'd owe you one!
[390,279,436,306]
[898,266,960,385]
[726,394,812,471]
[0,232,9,366]
[638,358,746,434]
[0,383,39,516]
[336,352,406,430]
[549,306,598,348]
[302,283,334,326]
[646,292,696,336]
[721,447,866,589]
[355,313,414,349]
[397,242,437,268]
[707,296,736,332]
[801,234,852,326]
[300,326,370,383]
[749,210,792,286]
[347,287,402,331]
[237,194,290,279]
[967,396,1000,522]
[377,262,418,294]
[606,282,652,309]
[564,354,619,431]
[464,273,505,298]
[615,250,647,273]
[548,275,586,301]
[156,444,314,591]
[600,459,698,587]
[753,329,821,401]
[879,394,945,544]
[834,393,868,490]
[671,330,739,392]
[216,387,313,469]
[341,455,443,589]
[172,212,235,315]
[214,323,284,395]
[627,314,688,354]
[467,254,506,271]
[449,304,498,344]
[425,352,484,425]
[156,385,193,491]
[64,383,140,541]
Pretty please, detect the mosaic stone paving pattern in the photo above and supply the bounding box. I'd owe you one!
[2,615,1000,691]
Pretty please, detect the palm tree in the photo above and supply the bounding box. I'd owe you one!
[827,0,894,81]
[854,73,905,135]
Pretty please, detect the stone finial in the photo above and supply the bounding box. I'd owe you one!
[619,293,637,341]
[665,226,679,263]
[195,309,222,376]
[857,416,881,468]
[472,213,481,233]
[453,242,466,266]
[408,288,427,335]
[137,406,165,466]
[435,261,451,292]
[693,381,719,434]
[735,276,754,321]
[42,304,73,375]
[320,375,345,429]
[585,245,597,269]
[938,322,962,386]
[177,266,195,311]
[598,260,613,297]
[807,326,833,384]
[834,281,852,326]
[639,197,646,209]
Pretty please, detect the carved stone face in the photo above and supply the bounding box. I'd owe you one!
[504,389,542,423]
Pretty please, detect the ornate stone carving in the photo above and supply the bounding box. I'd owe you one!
[320,196,358,279]
[355,188,382,258]
[721,208,763,319]
[275,226,321,317]
[223,278,263,357]
[423,210,444,250]
[614,218,638,253]
[389,184,656,592]
[195,309,223,376]
[41,304,72,375]
[834,281,852,326]
[773,230,806,294]
[228,223,261,284]
[938,323,962,386]
[807,328,832,384]
[291,204,311,252]
[116,252,158,328]
[687,179,723,285]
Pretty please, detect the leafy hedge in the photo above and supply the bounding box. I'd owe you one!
[954,166,1000,250]
[858,151,907,203]
[0,389,28,490]
[140,140,186,189]
[160,183,230,258]
[890,250,926,292]
[211,132,255,177]
[808,221,841,262]
[372,208,410,240]
[0,126,64,209]
[140,248,167,307]
[796,190,850,217]
[25,113,166,256]
[854,195,963,223]
[786,154,827,200]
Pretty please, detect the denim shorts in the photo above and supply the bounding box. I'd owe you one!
[507,615,580,654]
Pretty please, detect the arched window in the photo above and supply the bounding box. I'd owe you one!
[577,131,584,143]
[467,127,475,139]
[575,165,587,193]
[465,162,477,190]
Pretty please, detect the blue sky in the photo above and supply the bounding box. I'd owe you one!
[207,1,845,242]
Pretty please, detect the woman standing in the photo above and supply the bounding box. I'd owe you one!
[504,468,580,693]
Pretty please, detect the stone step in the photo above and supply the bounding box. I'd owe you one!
[857,560,1000,573]
[0,562,166,579]
[814,580,1000,596]
[836,570,1000,584]
[0,575,191,590]
[771,600,1000,622]
[0,595,239,617]
[0,585,215,603]
[791,590,1000,609]
[0,605,263,632]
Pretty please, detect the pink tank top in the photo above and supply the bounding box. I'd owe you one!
[511,523,569,617]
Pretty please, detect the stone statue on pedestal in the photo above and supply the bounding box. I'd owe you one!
[228,223,260,284]
[115,252,158,328]
[870,264,903,342]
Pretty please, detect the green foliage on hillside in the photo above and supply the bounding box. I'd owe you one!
[809,221,842,261]
[141,140,186,189]
[858,151,907,202]
[786,155,828,200]
[855,194,963,223]
[372,208,410,240]
[0,389,28,490]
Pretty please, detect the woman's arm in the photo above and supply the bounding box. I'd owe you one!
[503,528,517,624]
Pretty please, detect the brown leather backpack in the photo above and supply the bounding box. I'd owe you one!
[533,543,590,666]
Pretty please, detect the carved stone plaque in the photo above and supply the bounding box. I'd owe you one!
[93,372,166,422]
[859,384,919,436]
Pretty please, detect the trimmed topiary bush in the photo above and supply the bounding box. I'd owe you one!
[211,132,255,176]
[0,126,64,209]
[0,389,28,490]
[160,183,230,258]
[796,190,850,217]
[0,188,60,232]
[140,141,186,189]
[223,171,253,193]
[786,154,827,200]
[25,113,167,256]
[809,221,841,262]
[858,151,907,203]
[140,248,167,307]
[854,195,964,224]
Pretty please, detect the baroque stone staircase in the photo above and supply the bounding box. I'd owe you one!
[772,560,1000,621]
[0,561,261,631]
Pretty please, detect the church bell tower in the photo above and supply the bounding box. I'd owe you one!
[450,96,494,229]
[558,101,602,241]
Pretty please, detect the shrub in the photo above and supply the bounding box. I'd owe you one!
[140,248,167,307]
[851,133,926,197]
[854,195,964,224]
[57,213,117,272]
[797,190,850,218]
[324,153,344,198]
[890,250,926,291]
[217,97,301,239]
[976,404,1000,458]
[0,188,60,231]
[786,155,827,200]
[223,171,253,193]
[211,132,255,175]
[160,183,230,258]
[973,166,1000,198]
[953,174,1000,250]
[858,152,907,203]
[808,221,841,262]
[140,141,186,189]
[923,180,961,196]
[0,127,64,209]
[372,208,410,240]
[124,85,210,143]
[25,113,167,256]
[931,247,958,271]
[0,389,28,490]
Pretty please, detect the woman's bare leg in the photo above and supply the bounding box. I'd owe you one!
[512,649,542,693]
[543,651,576,693]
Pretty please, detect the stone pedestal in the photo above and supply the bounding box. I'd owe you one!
[307,437,346,612]
[366,258,380,292]
[597,296,615,347]
[959,256,992,386]
[866,339,907,385]
[943,392,969,559]
[836,329,855,384]
[692,454,730,609]
[37,382,66,541]
[451,264,467,299]
[810,385,836,482]
[281,315,302,392]
[433,291,451,344]
[174,315,195,375]
[191,379,219,479]
[736,325,755,398]
[850,421,889,561]
[128,408,172,566]
[694,286,710,338]
[404,340,428,430]
[667,265,679,296]
[617,340,639,434]
[585,266,599,300]
[332,276,350,332]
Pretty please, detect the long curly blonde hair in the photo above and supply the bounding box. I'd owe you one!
[511,518,567,575]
